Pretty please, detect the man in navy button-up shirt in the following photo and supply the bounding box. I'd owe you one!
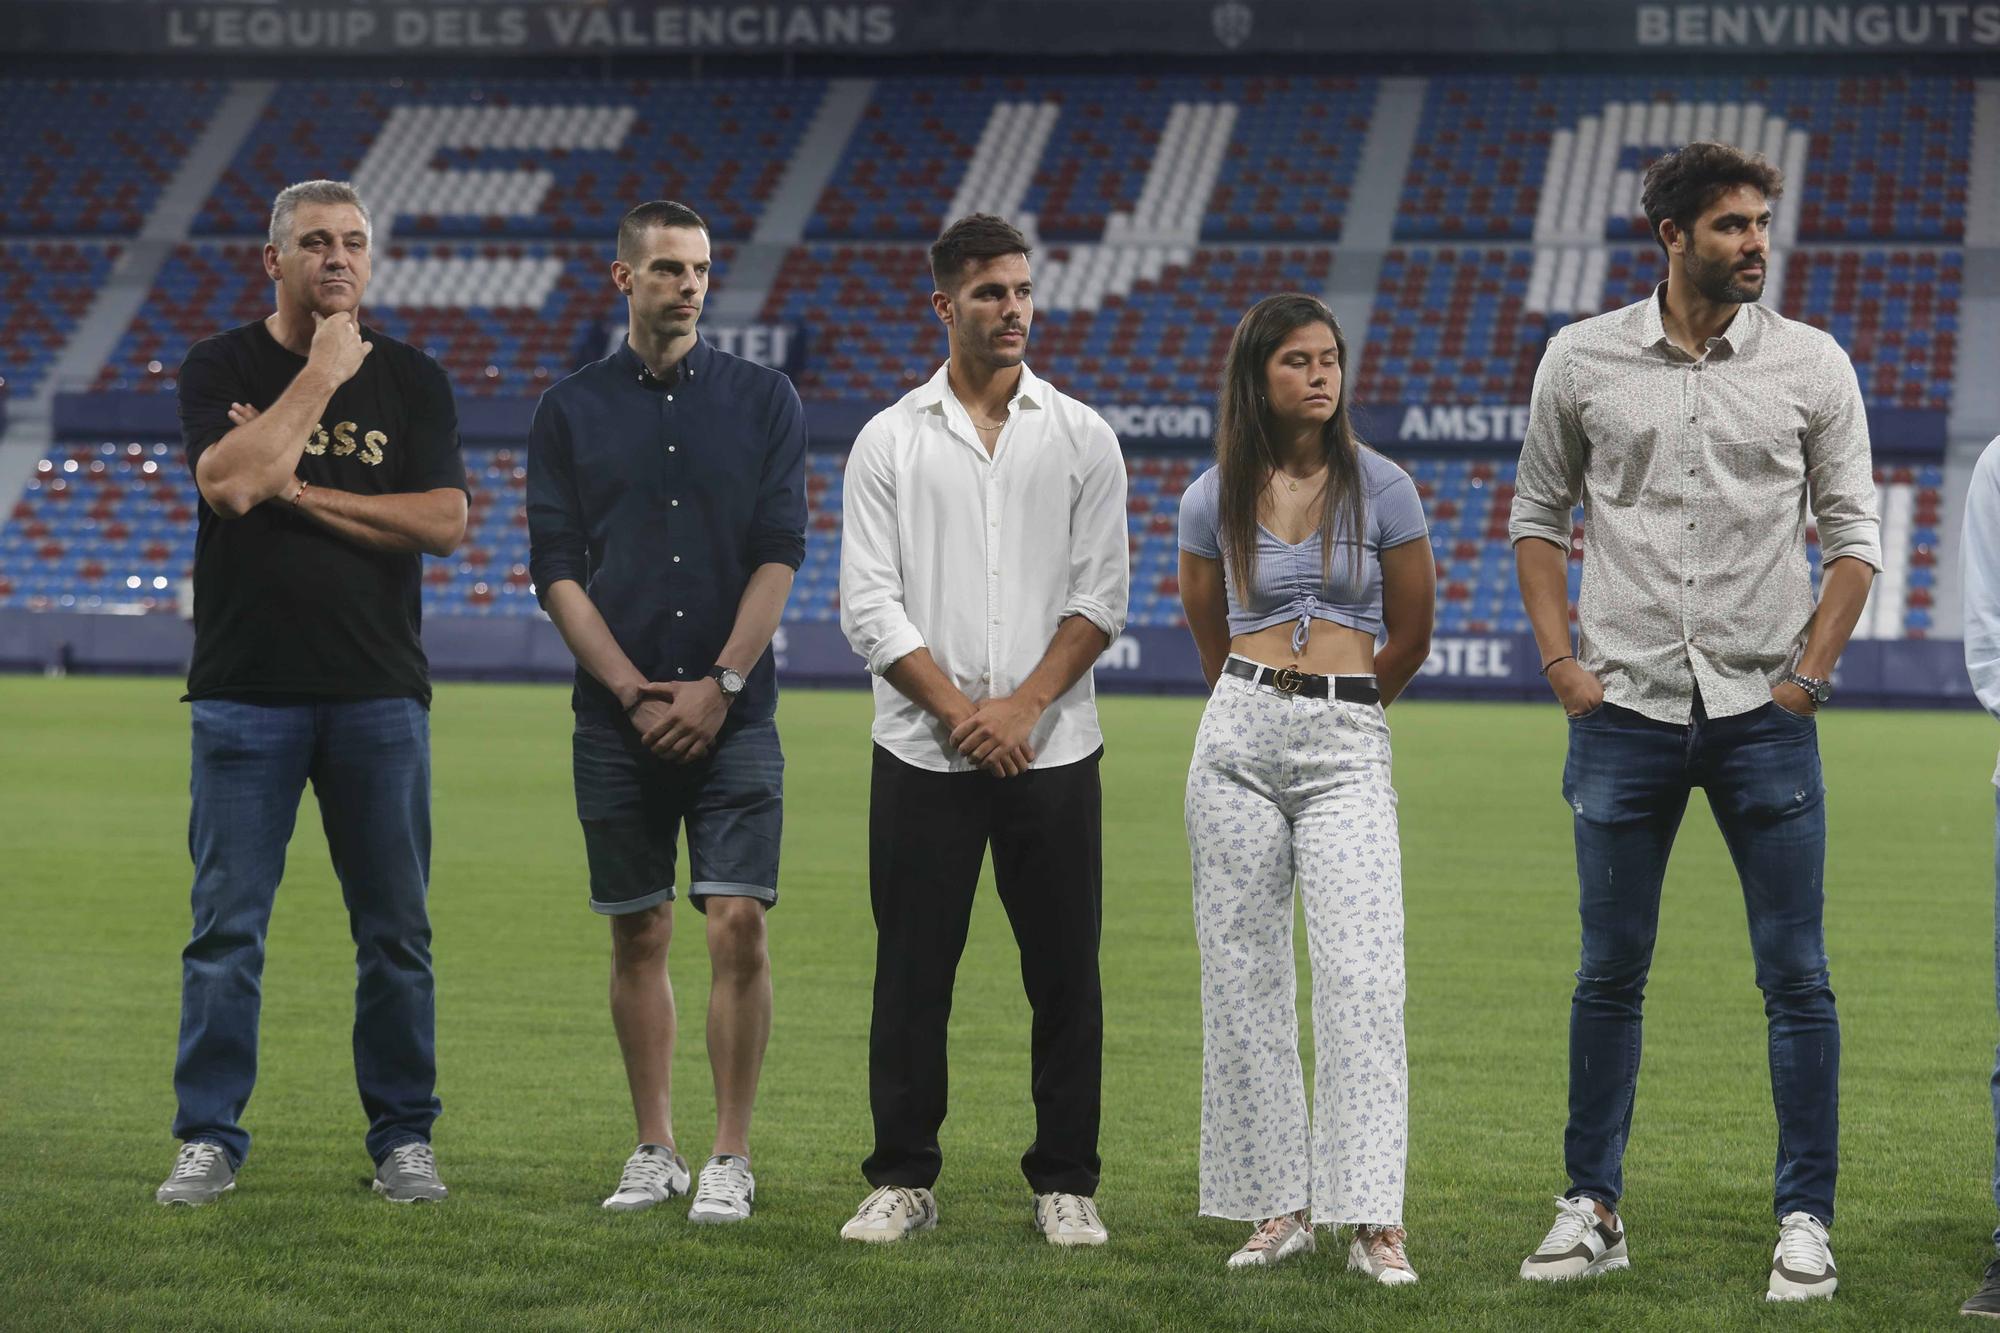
[527,200,805,1224]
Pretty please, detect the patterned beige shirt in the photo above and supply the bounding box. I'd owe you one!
[1509,285,1881,724]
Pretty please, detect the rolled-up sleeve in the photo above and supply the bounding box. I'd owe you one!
[750,377,808,571]
[1804,341,1882,571]
[1963,438,2000,720]
[838,418,926,675]
[1509,335,1584,551]
[1061,413,1130,641]
[525,392,588,604]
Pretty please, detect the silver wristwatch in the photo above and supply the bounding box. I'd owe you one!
[710,666,746,701]
[1784,672,1832,706]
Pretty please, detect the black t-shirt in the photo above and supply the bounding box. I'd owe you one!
[178,319,467,705]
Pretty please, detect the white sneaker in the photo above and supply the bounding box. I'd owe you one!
[1520,1195,1629,1280]
[1348,1224,1419,1285]
[1034,1192,1107,1247]
[839,1185,937,1243]
[1227,1213,1316,1269]
[601,1144,691,1212]
[687,1154,754,1225]
[1767,1212,1837,1301]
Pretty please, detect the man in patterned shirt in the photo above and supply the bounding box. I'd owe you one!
[1507,142,1880,1302]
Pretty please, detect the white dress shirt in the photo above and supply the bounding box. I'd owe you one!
[1961,435,2000,785]
[839,362,1130,772]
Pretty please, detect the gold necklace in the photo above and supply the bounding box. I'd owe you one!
[1273,468,1323,494]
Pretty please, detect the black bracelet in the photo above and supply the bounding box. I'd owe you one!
[1539,654,1575,676]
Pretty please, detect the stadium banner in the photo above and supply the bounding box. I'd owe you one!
[1377,402,1949,455]
[585,321,804,376]
[7,1,1997,56]
[0,608,1979,707]
[53,391,1951,458]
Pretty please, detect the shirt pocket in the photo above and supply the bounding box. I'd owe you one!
[1709,432,1804,490]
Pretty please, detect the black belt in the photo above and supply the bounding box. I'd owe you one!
[1224,657,1380,703]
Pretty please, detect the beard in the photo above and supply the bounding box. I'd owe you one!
[1685,247,1766,305]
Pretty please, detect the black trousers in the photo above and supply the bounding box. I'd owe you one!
[862,744,1104,1195]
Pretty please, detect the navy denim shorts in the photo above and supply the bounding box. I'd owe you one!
[571,714,784,915]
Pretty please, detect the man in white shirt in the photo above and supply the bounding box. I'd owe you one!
[1961,434,2000,1319]
[835,213,1130,1248]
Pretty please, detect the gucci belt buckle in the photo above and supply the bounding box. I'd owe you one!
[1270,666,1305,695]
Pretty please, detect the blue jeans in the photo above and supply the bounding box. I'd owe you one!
[173,696,439,1167]
[1560,695,1837,1225]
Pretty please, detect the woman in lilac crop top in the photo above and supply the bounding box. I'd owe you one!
[1174,294,1435,1278]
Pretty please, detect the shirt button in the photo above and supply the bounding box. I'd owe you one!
[1687,467,1697,475]
[668,445,676,453]
[672,555,681,563]
[671,499,679,507]
[675,610,684,617]
[1685,577,1694,586]
[666,394,674,402]
[1687,521,1695,529]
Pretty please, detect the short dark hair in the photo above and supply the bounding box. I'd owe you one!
[1640,141,1783,256]
[617,200,708,261]
[929,213,1031,293]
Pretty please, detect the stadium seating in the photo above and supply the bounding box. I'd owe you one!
[196,78,825,242]
[0,79,224,236]
[762,242,1333,403]
[1788,248,1960,412]
[1358,248,1546,406]
[95,241,730,398]
[807,75,1371,243]
[0,243,121,400]
[1401,75,1972,242]
[1357,242,1958,418]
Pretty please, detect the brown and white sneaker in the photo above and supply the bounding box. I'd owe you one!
[1226,1212,1315,1269]
[1766,1212,1836,1301]
[1520,1195,1629,1280]
[1348,1224,1418,1285]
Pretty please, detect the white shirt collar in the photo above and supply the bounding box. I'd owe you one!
[915,361,1047,415]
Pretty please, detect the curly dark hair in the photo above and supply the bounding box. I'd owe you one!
[1640,141,1783,256]
[929,213,1032,293]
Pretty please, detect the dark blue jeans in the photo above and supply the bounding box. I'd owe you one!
[174,696,439,1167]
[1560,695,1837,1225]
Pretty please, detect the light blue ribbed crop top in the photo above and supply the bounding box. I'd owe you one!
[1177,450,1429,649]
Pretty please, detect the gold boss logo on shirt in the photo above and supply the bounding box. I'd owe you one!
[303,421,387,466]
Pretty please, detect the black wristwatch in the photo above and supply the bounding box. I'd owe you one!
[709,666,745,702]
[1785,672,1833,706]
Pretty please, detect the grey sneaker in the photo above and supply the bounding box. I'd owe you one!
[373,1141,448,1203]
[1963,1256,2000,1318]
[156,1141,235,1206]
[602,1144,691,1212]
[687,1154,755,1225]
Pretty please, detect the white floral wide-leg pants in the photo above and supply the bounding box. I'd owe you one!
[1185,667,1408,1225]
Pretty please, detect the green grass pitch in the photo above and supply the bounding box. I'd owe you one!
[2,676,1996,1330]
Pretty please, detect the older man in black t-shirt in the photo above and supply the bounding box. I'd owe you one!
[155,180,468,1208]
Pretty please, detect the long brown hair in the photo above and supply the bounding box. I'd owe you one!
[1213,293,1367,595]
